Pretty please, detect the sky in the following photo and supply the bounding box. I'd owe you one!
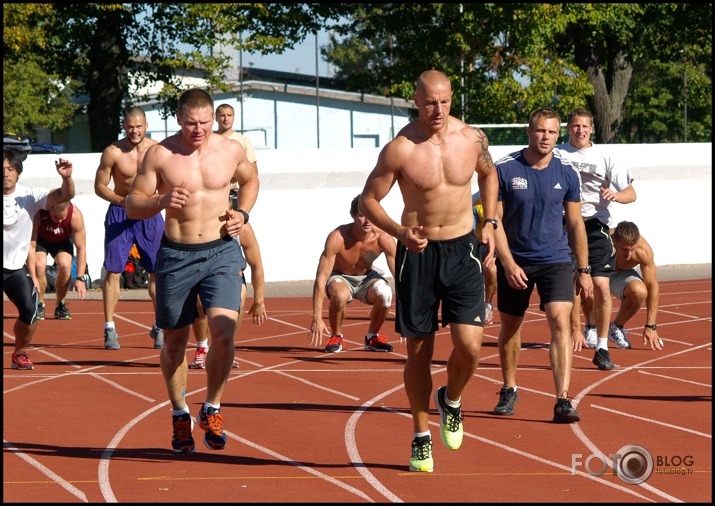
[239,29,334,78]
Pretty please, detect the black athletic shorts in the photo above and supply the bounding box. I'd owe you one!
[496,260,574,316]
[584,218,615,277]
[395,233,485,338]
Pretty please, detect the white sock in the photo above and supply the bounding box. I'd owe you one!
[204,401,220,412]
[172,406,190,417]
[414,430,431,440]
[366,332,377,339]
[105,322,115,330]
[597,338,608,350]
[197,339,209,350]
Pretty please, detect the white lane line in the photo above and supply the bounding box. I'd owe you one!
[637,369,712,387]
[4,439,89,503]
[590,404,711,438]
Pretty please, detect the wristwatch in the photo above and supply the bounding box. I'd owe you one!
[484,218,499,229]
[576,265,591,274]
[76,274,88,283]
[644,324,657,330]
[237,208,249,224]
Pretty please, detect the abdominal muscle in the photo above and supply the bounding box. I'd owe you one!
[163,188,231,244]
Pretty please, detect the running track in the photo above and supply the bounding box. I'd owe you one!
[3,279,711,502]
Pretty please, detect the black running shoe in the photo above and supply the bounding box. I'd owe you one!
[171,413,195,453]
[55,301,71,319]
[553,398,581,423]
[494,387,519,415]
[592,348,615,370]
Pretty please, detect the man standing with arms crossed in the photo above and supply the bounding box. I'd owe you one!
[556,108,636,370]
[94,106,165,350]
[126,88,258,454]
[360,69,498,473]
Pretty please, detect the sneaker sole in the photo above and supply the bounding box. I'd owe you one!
[104,343,120,350]
[324,347,342,353]
[554,413,581,424]
[189,364,206,369]
[365,345,393,352]
[409,463,434,473]
[11,364,34,370]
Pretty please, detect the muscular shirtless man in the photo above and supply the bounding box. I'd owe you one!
[126,88,258,454]
[359,69,499,473]
[308,194,397,354]
[94,107,165,350]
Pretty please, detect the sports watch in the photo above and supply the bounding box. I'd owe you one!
[576,265,591,274]
[484,218,499,229]
[644,324,657,330]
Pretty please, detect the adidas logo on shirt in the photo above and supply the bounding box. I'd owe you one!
[554,183,562,189]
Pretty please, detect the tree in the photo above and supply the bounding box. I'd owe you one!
[3,3,342,150]
[323,3,711,144]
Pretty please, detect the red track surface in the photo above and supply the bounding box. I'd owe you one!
[3,279,712,503]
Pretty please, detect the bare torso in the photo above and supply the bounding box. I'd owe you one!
[105,138,157,197]
[150,133,242,243]
[615,237,652,271]
[331,224,386,275]
[393,117,485,240]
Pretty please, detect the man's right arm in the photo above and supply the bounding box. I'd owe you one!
[125,145,168,220]
[94,148,124,206]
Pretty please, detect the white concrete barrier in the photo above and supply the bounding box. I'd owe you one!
[18,143,712,285]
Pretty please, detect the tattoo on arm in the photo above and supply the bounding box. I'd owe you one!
[471,127,495,171]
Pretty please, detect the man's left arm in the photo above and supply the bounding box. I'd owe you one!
[71,206,88,299]
[564,200,593,299]
[639,240,661,349]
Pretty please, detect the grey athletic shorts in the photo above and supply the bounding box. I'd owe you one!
[609,268,642,300]
[327,268,386,304]
[155,234,247,330]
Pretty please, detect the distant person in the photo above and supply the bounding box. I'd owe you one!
[473,191,497,325]
[555,107,636,371]
[125,88,258,454]
[4,150,75,370]
[190,221,267,369]
[308,194,397,354]
[360,70,499,473]
[31,201,88,320]
[492,107,593,423]
[609,221,664,350]
[94,106,165,350]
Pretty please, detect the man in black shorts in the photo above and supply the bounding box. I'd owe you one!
[360,70,499,473]
[31,200,88,320]
[492,108,592,423]
[3,149,75,370]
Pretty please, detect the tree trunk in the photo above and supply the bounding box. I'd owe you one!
[87,10,127,152]
[573,38,633,144]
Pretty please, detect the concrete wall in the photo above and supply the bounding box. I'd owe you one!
[18,143,712,287]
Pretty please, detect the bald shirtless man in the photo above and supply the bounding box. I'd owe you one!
[126,88,258,454]
[94,107,164,350]
[360,69,499,473]
[609,221,664,351]
[308,194,397,354]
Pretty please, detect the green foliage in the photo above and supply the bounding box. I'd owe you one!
[3,59,77,140]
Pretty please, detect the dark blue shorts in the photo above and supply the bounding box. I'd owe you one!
[155,235,247,330]
[103,204,164,273]
[395,233,485,338]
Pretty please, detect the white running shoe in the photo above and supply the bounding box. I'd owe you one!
[583,325,598,349]
[608,322,632,349]
[485,303,494,325]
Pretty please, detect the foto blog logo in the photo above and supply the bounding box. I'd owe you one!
[572,444,654,485]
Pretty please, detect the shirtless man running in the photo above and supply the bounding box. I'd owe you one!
[360,69,499,473]
[94,107,164,350]
[126,88,258,454]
